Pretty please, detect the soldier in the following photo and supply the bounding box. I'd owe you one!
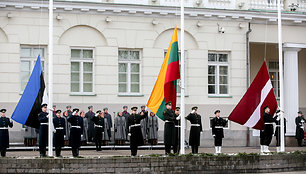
[85,106,95,142]
[68,108,83,157]
[139,105,148,144]
[103,108,112,141]
[23,126,38,146]
[275,115,286,152]
[295,111,305,147]
[174,107,180,154]
[53,110,65,157]
[122,106,130,141]
[147,112,158,146]
[38,104,49,157]
[80,111,88,145]
[127,106,146,156]
[262,106,278,153]
[211,110,228,154]
[0,109,13,157]
[62,111,70,146]
[186,106,203,154]
[163,101,176,155]
[114,112,126,145]
[92,110,104,151]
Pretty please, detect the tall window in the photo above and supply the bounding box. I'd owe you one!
[70,48,94,94]
[268,61,280,98]
[208,53,229,95]
[20,47,45,92]
[118,50,141,94]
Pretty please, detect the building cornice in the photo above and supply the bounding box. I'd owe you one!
[1,0,306,26]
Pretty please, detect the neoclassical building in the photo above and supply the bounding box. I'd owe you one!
[0,0,305,146]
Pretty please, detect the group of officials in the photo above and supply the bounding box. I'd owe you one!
[0,103,305,157]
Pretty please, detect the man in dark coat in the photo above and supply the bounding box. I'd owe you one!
[174,107,180,154]
[103,108,112,141]
[85,106,95,142]
[186,106,203,154]
[127,107,146,156]
[53,110,66,157]
[122,106,130,141]
[211,110,227,154]
[262,106,278,153]
[295,111,305,147]
[275,113,286,152]
[139,105,148,144]
[0,109,13,157]
[68,108,83,157]
[38,104,49,157]
[163,101,176,155]
[92,110,105,151]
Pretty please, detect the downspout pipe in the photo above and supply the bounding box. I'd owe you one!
[246,22,252,147]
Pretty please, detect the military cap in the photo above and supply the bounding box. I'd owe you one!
[192,106,198,110]
[165,101,172,106]
[298,111,303,114]
[263,105,269,111]
[175,107,180,110]
[131,107,138,111]
[56,110,61,114]
[0,109,6,113]
[73,108,79,112]
[214,110,220,114]
[141,105,146,108]
[41,104,47,108]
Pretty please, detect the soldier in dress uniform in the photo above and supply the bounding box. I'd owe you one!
[163,101,176,155]
[274,110,286,152]
[127,107,146,156]
[80,111,88,145]
[140,105,148,144]
[38,104,49,157]
[68,108,83,157]
[53,110,65,157]
[295,111,305,147]
[114,112,126,145]
[85,106,95,142]
[62,111,70,146]
[147,112,159,145]
[122,106,130,141]
[174,107,180,154]
[23,126,38,146]
[92,110,105,151]
[103,108,112,141]
[0,109,13,157]
[211,110,228,154]
[186,106,203,154]
[262,106,278,153]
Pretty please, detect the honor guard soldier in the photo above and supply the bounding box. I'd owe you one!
[140,105,148,144]
[186,106,203,154]
[295,111,305,147]
[127,106,146,156]
[68,108,83,157]
[262,106,278,153]
[114,112,127,145]
[211,110,228,154]
[147,112,158,145]
[53,110,65,157]
[0,109,13,157]
[92,110,105,151]
[275,110,286,152]
[174,107,181,154]
[163,101,176,155]
[85,106,95,142]
[103,108,112,141]
[38,104,48,157]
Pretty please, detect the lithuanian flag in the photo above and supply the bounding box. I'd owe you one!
[146,26,180,120]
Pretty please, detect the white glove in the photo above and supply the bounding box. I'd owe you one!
[200,131,203,134]
[72,111,77,115]
[128,133,131,137]
[176,115,181,120]
[64,135,66,139]
[53,129,56,133]
[213,134,215,137]
[191,110,195,114]
[81,135,84,139]
[95,113,99,117]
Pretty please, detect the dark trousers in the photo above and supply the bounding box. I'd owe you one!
[55,147,62,157]
[0,148,6,157]
[72,148,79,157]
[173,145,180,154]
[39,146,46,157]
[214,137,222,146]
[131,144,138,156]
[96,141,102,151]
[191,146,198,154]
[263,134,273,146]
[165,144,173,154]
[297,139,303,147]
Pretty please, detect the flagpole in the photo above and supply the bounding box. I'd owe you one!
[277,0,285,152]
[48,0,54,157]
[180,0,185,155]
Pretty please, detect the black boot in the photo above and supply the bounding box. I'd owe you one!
[1,148,6,157]
[55,147,61,157]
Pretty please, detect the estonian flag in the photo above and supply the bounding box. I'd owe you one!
[12,55,48,129]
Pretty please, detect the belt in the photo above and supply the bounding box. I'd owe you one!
[130,124,141,128]
[214,126,223,129]
[275,125,280,127]
[55,127,64,130]
[191,124,200,127]
[264,123,274,125]
[165,120,174,123]
[175,125,181,128]
[95,125,103,128]
[0,127,8,130]
[71,126,81,129]
[40,123,48,125]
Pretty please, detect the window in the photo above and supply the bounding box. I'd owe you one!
[20,47,45,92]
[268,61,280,98]
[209,117,230,129]
[208,53,229,95]
[118,50,141,94]
[70,48,94,94]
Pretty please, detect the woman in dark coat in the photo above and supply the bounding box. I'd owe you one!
[53,110,66,157]
[0,109,13,157]
[295,111,305,147]
[186,106,203,154]
[38,104,49,157]
[68,108,83,157]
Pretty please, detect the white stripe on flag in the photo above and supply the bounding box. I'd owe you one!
[243,80,273,128]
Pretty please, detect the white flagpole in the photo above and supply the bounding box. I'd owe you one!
[180,0,185,155]
[48,0,54,157]
[277,0,285,152]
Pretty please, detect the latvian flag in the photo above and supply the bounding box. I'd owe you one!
[12,55,48,129]
[229,62,277,130]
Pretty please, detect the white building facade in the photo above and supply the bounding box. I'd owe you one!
[0,0,305,146]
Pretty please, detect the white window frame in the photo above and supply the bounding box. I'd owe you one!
[268,61,280,99]
[209,117,230,130]
[70,47,95,95]
[208,52,230,97]
[118,49,142,95]
[20,46,46,93]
